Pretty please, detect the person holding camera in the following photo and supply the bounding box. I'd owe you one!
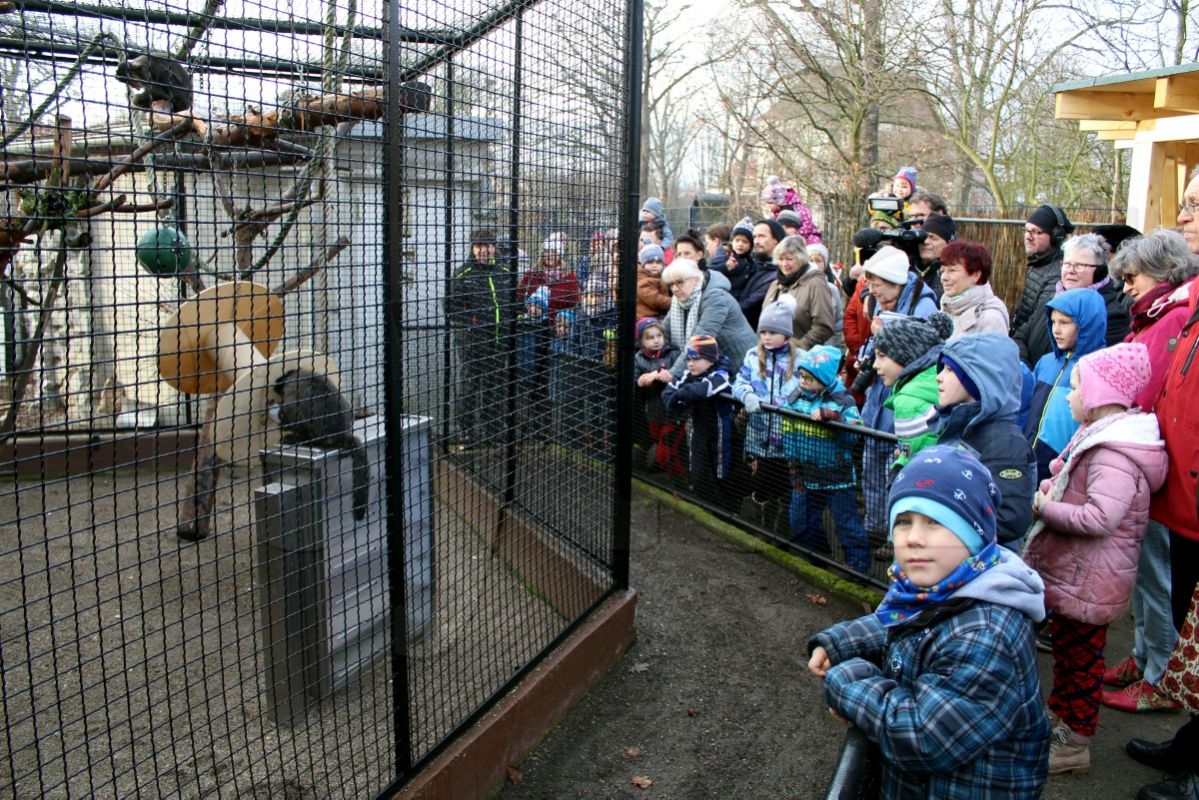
[914,213,956,300]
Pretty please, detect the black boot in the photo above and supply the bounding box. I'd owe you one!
[1126,738,1187,773]
[1136,773,1199,800]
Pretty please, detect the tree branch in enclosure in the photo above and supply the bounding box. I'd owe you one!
[269,235,351,296]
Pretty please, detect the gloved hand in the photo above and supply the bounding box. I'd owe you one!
[741,394,762,413]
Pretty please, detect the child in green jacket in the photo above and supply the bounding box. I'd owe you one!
[872,312,953,473]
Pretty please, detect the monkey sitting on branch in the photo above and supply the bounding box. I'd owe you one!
[115,52,194,114]
[268,368,369,520]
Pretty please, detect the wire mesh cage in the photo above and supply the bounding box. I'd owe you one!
[0,0,636,795]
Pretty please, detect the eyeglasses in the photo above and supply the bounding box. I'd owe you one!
[1024,227,1048,236]
[1180,201,1199,217]
[1061,261,1100,272]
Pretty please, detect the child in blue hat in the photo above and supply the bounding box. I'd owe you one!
[808,445,1050,798]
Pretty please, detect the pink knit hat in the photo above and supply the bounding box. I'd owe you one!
[1078,342,1152,414]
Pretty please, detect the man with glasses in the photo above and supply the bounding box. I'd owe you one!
[1010,205,1075,364]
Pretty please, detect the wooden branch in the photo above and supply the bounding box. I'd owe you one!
[91,118,194,194]
[270,236,351,296]
[1,150,317,185]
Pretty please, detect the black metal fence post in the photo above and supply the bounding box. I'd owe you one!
[382,0,414,780]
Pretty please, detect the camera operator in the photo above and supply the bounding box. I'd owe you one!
[914,212,956,300]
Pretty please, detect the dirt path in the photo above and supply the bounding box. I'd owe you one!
[496,489,1184,800]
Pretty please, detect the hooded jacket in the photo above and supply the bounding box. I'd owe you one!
[933,335,1036,545]
[883,347,941,470]
[782,346,862,490]
[447,255,515,347]
[1010,246,1063,343]
[662,355,734,480]
[810,548,1049,799]
[1024,411,1168,625]
[636,265,672,319]
[1024,289,1108,481]
[1125,278,1194,411]
[762,264,837,350]
[859,274,940,432]
[640,197,674,248]
[667,270,758,378]
[1017,277,1129,366]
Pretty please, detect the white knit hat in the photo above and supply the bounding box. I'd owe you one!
[862,246,909,285]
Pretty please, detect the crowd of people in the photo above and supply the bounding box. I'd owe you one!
[447,166,1199,799]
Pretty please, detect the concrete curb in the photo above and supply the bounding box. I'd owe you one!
[635,480,884,609]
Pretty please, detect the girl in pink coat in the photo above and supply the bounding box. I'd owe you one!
[1023,342,1168,776]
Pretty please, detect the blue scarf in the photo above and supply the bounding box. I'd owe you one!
[874,541,1002,627]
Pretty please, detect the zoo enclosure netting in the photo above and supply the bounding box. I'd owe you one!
[0,0,637,796]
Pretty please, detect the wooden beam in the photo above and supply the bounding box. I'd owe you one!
[1155,75,1199,114]
[1056,90,1162,121]
[1079,120,1137,131]
[1126,140,1168,232]
[1097,129,1137,141]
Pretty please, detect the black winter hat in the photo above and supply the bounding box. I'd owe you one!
[921,213,956,243]
[755,218,787,245]
[873,312,954,367]
[1092,224,1142,254]
[470,228,497,245]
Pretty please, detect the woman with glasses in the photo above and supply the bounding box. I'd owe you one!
[1014,233,1131,366]
[1100,230,1199,717]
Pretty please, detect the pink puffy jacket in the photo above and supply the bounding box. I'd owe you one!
[1024,413,1168,626]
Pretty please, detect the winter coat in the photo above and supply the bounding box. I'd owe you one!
[763,265,837,350]
[667,270,758,378]
[859,272,940,432]
[1151,283,1199,542]
[884,349,941,469]
[940,283,1010,339]
[1125,278,1194,411]
[1010,246,1063,345]
[1024,289,1108,481]
[810,550,1050,800]
[636,265,672,320]
[708,246,729,274]
[739,258,778,329]
[712,251,752,300]
[932,335,1035,546]
[662,357,734,479]
[782,380,862,490]
[1018,277,1130,366]
[519,269,580,323]
[844,283,871,361]
[912,259,944,301]
[447,257,515,348]
[1024,411,1168,625]
[732,345,801,458]
[635,342,680,424]
[640,197,674,248]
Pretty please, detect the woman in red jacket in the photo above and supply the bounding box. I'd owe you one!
[519,233,581,322]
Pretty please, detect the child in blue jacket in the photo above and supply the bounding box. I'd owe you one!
[809,446,1050,798]
[782,345,870,573]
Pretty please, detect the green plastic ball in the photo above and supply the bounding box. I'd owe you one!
[136,228,192,275]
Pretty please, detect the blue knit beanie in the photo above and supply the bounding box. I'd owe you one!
[639,244,665,266]
[888,445,1001,555]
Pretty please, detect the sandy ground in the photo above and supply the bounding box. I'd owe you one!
[0,447,594,799]
[495,490,1184,800]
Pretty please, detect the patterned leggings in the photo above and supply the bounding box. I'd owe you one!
[1048,615,1108,737]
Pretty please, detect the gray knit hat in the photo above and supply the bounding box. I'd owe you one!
[873,312,953,366]
[758,295,796,336]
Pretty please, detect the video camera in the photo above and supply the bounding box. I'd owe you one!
[853,220,927,269]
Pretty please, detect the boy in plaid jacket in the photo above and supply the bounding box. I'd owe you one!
[808,446,1050,798]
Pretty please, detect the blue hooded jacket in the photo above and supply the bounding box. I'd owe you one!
[1024,288,1108,481]
[640,197,674,248]
[933,334,1036,545]
[783,345,862,489]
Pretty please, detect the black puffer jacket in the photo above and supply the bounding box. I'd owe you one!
[447,257,515,346]
[1010,247,1063,338]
